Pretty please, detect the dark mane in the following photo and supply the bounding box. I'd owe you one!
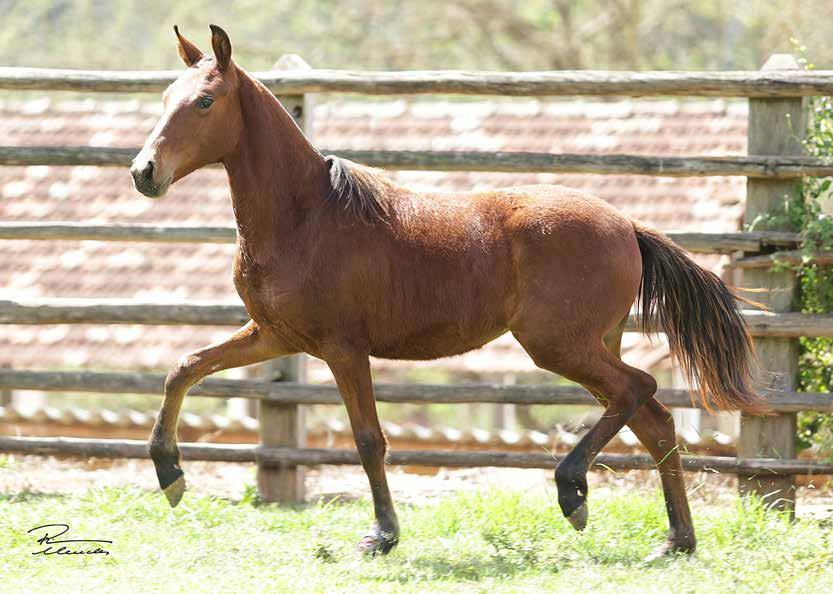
[325,156,392,225]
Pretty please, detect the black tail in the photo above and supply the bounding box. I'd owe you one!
[634,223,766,413]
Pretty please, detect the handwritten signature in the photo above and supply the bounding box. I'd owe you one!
[27,523,112,556]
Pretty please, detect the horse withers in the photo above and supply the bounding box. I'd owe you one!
[131,25,764,560]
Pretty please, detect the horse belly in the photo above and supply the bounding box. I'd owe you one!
[369,322,508,360]
[367,280,511,360]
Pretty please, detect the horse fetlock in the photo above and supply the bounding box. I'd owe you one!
[148,438,180,467]
[643,532,696,563]
[667,529,696,554]
[358,521,400,557]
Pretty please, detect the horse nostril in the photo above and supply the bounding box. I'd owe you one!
[142,161,155,183]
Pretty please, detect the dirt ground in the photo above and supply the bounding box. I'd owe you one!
[3,455,833,520]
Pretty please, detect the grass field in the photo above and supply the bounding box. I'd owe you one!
[1,482,831,593]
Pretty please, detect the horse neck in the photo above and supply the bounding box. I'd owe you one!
[222,69,328,255]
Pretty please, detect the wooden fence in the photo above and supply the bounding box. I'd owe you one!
[1,55,833,511]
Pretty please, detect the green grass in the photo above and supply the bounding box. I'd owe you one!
[1,486,831,593]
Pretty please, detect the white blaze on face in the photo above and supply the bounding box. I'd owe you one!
[130,70,201,198]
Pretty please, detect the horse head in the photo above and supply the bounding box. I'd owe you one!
[131,25,242,198]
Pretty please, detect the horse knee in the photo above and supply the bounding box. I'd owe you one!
[165,354,202,395]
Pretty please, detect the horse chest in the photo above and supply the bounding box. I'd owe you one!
[233,254,308,324]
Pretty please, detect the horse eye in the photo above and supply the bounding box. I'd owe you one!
[197,96,214,109]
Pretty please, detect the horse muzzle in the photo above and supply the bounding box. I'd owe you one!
[130,159,171,198]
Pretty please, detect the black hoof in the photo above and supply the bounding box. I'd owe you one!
[357,525,399,556]
[160,473,186,508]
[150,443,186,508]
[566,501,588,531]
[555,465,589,528]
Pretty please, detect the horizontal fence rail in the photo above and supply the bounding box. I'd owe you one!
[0,223,238,244]
[3,59,833,499]
[0,223,801,253]
[322,151,833,178]
[0,298,250,326]
[0,369,830,413]
[4,67,833,97]
[1,436,832,475]
[733,249,833,268]
[3,146,833,178]
[0,298,813,336]
[0,298,831,338]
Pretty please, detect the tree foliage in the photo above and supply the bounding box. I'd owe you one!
[795,84,833,458]
[0,0,830,71]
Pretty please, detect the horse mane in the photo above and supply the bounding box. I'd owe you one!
[325,156,392,225]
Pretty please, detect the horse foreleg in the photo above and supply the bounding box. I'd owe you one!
[150,321,291,507]
[326,349,399,555]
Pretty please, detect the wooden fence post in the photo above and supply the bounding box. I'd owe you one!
[257,355,307,502]
[738,54,806,513]
[255,54,314,503]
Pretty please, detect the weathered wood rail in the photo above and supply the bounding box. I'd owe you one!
[0,298,831,339]
[4,67,833,97]
[733,250,833,268]
[0,223,801,253]
[1,56,832,506]
[0,223,238,244]
[3,436,833,476]
[3,145,833,178]
[1,369,831,413]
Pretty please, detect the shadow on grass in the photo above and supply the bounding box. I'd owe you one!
[0,489,71,504]
[364,540,652,584]
[374,552,550,583]
[377,551,646,584]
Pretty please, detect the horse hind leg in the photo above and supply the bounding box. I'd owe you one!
[514,328,657,529]
[601,320,696,560]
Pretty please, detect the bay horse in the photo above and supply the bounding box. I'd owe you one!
[131,25,764,561]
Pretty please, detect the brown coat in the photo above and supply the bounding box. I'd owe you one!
[131,25,760,559]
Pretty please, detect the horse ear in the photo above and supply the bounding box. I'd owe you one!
[174,25,203,67]
[209,24,232,71]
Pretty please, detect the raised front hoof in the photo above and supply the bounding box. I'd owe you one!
[152,456,186,507]
[565,501,588,532]
[161,473,186,508]
[642,537,696,563]
[357,527,399,557]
